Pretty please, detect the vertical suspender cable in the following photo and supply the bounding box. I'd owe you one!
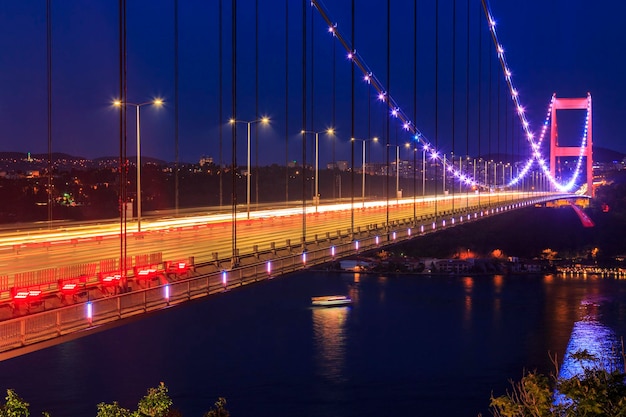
[452,0,456,211]
[118,0,128,287]
[231,0,238,266]
[496,57,500,200]
[504,72,508,188]
[301,0,307,248]
[285,0,289,204]
[366,56,370,199]
[434,0,438,219]
[385,0,390,234]
[174,0,179,214]
[311,2,315,200]
[413,0,417,222]
[508,77,512,193]
[466,0,470,209]
[255,0,259,208]
[350,0,355,235]
[488,25,492,204]
[477,2,482,205]
[47,0,53,224]
[332,32,336,199]
[219,0,223,207]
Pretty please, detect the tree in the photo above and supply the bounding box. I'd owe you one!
[135,383,172,417]
[0,384,222,417]
[95,402,131,417]
[0,389,30,417]
[203,398,229,417]
[557,351,626,416]
[485,350,626,417]
[96,383,173,417]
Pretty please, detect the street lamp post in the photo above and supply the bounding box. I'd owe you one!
[113,98,163,233]
[301,128,334,210]
[351,137,378,208]
[230,117,270,219]
[422,144,429,197]
[442,153,447,195]
[396,146,400,199]
[387,144,407,200]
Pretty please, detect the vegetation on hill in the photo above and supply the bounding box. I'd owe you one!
[0,383,229,417]
[482,350,626,417]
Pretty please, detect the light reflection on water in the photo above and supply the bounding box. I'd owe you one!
[559,296,623,380]
[463,276,473,327]
[312,306,349,384]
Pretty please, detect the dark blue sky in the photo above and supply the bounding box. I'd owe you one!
[0,1,623,165]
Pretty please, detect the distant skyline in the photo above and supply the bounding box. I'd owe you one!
[1,1,624,166]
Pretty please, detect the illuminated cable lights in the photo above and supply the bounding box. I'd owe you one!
[311,0,589,193]
[313,1,495,191]
[480,1,591,193]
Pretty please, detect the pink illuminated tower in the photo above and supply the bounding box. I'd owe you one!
[550,93,593,197]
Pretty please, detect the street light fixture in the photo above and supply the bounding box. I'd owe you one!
[113,98,164,232]
[351,137,378,208]
[229,117,270,219]
[301,128,334,210]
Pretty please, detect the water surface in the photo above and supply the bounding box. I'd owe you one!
[1,272,624,416]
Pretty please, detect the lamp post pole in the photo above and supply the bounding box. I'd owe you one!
[135,105,141,231]
[301,128,334,211]
[315,132,319,206]
[422,145,428,197]
[442,153,447,195]
[113,98,163,233]
[387,143,405,200]
[391,145,400,201]
[230,117,269,219]
[362,140,366,208]
[247,121,251,219]
[351,137,378,208]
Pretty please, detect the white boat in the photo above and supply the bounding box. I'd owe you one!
[311,295,352,307]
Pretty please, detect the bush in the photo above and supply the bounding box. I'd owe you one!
[0,383,227,417]
[486,349,626,417]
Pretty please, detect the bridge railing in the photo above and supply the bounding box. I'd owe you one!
[0,196,557,357]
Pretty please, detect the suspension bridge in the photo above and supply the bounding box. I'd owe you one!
[0,0,593,358]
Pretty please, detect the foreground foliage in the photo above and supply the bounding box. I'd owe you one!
[486,350,626,417]
[0,383,228,417]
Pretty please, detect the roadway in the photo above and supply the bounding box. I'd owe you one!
[0,191,551,278]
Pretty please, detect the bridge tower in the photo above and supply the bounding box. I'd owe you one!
[550,93,593,197]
